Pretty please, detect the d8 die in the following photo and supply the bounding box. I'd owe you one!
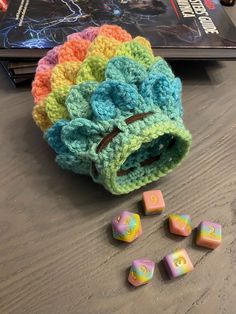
[169,214,192,237]
[143,190,165,215]
[163,248,194,279]
[196,221,222,249]
[111,211,142,243]
[128,259,155,287]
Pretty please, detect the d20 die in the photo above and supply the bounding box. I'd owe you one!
[163,248,194,279]
[128,259,155,287]
[196,221,222,249]
[111,211,142,243]
[143,190,165,215]
[169,214,192,237]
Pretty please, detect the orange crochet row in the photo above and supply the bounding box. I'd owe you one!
[32,25,132,105]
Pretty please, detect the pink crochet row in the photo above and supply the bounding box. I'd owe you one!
[35,25,131,75]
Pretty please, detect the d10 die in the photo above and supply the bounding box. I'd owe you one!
[196,221,222,249]
[143,190,165,215]
[111,211,142,243]
[163,248,194,279]
[128,259,155,287]
[169,214,192,237]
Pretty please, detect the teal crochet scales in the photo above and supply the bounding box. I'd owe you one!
[32,25,192,195]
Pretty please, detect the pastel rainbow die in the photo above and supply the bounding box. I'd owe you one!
[196,221,222,249]
[169,214,192,236]
[111,211,142,243]
[163,248,194,279]
[128,259,155,287]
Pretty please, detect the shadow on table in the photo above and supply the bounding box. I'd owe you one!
[170,60,225,86]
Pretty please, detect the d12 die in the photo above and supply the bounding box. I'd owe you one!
[111,211,142,243]
[128,259,155,287]
[143,190,165,215]
[169,214,192,237]
[163,248,194,279]
[196,221,222,249]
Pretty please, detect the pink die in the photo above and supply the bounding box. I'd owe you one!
[128,259,155,287]
[196,221,222,249]
[143,190,165,215]
[163,249,194,279]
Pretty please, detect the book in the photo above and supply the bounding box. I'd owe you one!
[0,0,235,60]
[0,61,34,86]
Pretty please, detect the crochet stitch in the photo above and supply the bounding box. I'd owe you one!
[32,24,192,195]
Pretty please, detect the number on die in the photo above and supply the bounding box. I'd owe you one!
[196,221,222,249]
[142,190,165,215]
[163,248,194,279]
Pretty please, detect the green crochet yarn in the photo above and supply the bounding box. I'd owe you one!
[76,56,107,84]
[44,56,191,194]
[115,41,155,67]
[45,86,71,123]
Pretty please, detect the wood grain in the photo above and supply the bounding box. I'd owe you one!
[0,8,236,314]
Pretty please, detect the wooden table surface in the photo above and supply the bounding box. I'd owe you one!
[1,8,236,314]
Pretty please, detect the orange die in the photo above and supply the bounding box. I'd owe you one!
[169,214,192,237]
[143,190,165,215]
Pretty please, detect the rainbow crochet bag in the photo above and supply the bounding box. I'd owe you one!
[32,25,191,195]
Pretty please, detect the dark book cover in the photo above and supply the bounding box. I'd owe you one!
[0,0,236,60]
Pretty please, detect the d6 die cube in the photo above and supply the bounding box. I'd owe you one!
[111,211,142,243]
[196,221,222,249]
[163,249,194,279]
[143,190,165,215]
[128,259,155,287]
[169,214,192,237]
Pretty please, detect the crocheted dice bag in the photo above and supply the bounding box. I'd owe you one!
[32,25,192,195]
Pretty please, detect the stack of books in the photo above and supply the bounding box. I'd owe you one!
[0,0,235,87]
[0,60,37,86]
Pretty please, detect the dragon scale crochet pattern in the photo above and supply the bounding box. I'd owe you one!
[32,25,192,195]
